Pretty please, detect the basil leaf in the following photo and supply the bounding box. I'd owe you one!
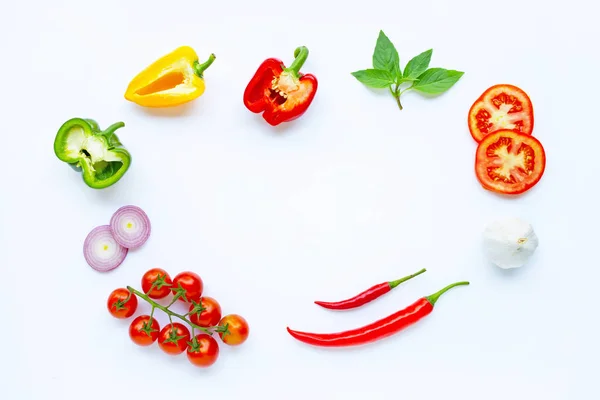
[403,49,433,81]
[372,30,401,78]
[412,68,464,94]
[351,69,394,88]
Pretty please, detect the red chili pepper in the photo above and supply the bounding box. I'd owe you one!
[287,281,469,347]
[243,46,317,126]
[314,268,426,310]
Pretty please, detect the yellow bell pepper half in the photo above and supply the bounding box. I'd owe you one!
[124,46,216,108]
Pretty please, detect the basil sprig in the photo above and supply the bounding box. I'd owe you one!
[351,30,464,110]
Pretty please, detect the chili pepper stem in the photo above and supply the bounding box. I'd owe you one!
[425,281,469,306]
[193,53,216,78]
[389,268,426,289]
[285,46,309,76]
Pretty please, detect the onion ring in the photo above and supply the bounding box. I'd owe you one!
[83,225,128,272]
[109,205,151,249]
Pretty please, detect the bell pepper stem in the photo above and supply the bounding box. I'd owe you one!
[193,53,216,78]
[286,46,309,76]
[425,281,469,306]
[388,268,426,289]
[103,122,125,136]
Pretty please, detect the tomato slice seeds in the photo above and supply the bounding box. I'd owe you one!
[475,130,545,195]
[468,84,534,142]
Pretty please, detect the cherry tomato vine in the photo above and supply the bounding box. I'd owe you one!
[107,268,249,368]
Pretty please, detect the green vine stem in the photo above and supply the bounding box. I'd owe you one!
[126,286,226,336]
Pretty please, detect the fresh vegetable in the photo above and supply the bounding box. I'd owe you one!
[129,315,160,346]
[475,130,546,195]
[468,84,534,142]
[468,86,544,196]
[107,288,138,319]
[126,283,226,336]
[351,30,464,110]
[124,46,216,108]
[141,268,173,299]
[189,297,222,327]
[108,268,248,368]
[83,205,151,272]
[218,314,250,346]
[158,323,191,355]
[287,281,469,347]
[187,334,220,368]
[314,268,426,310]
[483,217,539,269]
[171,271,203,303]
[54,118,131,189]
[243,46,317,126]
[84,225,128,272]
[109,205,151,249]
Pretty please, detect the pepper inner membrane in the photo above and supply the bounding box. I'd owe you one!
[93,160,124,180]
[135,71,186,95]
[247,68,284,106]
[268,88,287,105]
[78,149,123,180]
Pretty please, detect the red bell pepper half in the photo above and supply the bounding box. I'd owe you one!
[243,46,318,126]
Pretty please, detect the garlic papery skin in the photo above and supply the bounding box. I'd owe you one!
[482,217,539,269]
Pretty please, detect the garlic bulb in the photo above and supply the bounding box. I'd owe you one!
[482,217,539,269]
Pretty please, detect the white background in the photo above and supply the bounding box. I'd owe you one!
[1,0,598,399]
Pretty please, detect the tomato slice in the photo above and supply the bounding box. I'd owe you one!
[468,84,534,142]
[475,130,545,195]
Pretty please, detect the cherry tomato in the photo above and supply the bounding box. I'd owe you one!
[189,297,222,327]
[186,334,220,368]
[129,315,160,346]
[158,323,191,355]
[171,271,203,303]
[468,84,534,142]
[475,129,546,195]
[107,288,137,319]
[218,314,249,346]
[141,268,173,299]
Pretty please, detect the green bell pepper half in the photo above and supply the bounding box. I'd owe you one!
[54,118,132,189]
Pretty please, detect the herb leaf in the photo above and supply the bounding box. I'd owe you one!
[403,49,433,81]
[351,69,394,88]
[372,30,401,78]
[412,68,464,94]
[351,29,465,110]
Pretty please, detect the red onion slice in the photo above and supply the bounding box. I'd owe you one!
[109,205,151,249]
[83,225,128,272]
